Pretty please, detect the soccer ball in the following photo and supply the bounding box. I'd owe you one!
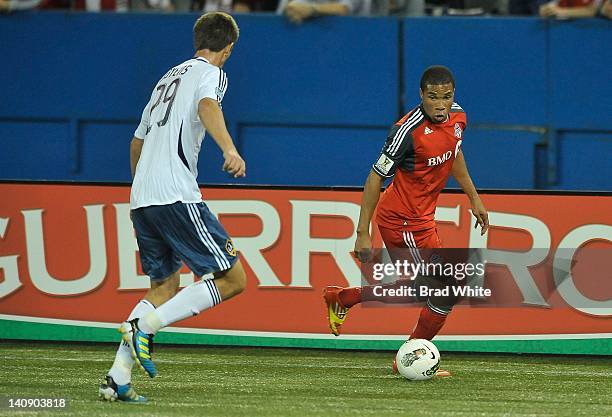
[395,339,440,381]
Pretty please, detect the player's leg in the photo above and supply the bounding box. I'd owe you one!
[137,201,245,335]
[137,260,246,336]
[116,206,184,379]
[144,270,181,307]
[100,300,154,402]
[405,228,450,340]
[324,225,410,336]
[401,228,453,377]
[406,228,451,341]
[127,202,245,374]
[212,260,247,299]
[100,207,181,399]
[119,272,182,380]
[108,300,156,380]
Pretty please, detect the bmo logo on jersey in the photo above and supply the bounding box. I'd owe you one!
[427,150,453,167]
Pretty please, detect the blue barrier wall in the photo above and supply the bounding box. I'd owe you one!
[0,13,610,190]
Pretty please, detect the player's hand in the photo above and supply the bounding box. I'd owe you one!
[539,2,560,17]
[353,232,372,263]
[470,198,489,236]
[285,1,315,24]
[223,149,246,178]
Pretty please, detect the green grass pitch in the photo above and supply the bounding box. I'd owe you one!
[0,342,610,417]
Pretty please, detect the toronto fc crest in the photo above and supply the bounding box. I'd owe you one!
[454,123,462,139]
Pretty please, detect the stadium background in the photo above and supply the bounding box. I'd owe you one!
[0,13,611,356]
[1,14,610,189]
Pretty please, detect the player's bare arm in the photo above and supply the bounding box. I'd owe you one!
[130,137,144,179]
[354,170,384,262]
[451,150,489,235]
[198,97,246,178]
[285,1,349,23]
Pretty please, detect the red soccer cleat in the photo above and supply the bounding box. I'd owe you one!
[323,286,351,336]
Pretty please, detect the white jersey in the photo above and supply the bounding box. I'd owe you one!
[130,57,228,209]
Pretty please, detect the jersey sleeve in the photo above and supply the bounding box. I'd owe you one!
[450,105,467,157]
[458,111,467,130]
[451,102,467,130]
[133,100,151,140]
[372,123,413,178]
[196,68,227,104]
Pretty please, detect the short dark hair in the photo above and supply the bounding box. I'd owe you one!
[193,12,239,52]
[420,65,455,91]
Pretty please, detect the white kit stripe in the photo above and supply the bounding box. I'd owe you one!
[402,231,422,265]
[406,231,423,263]
[186,204,228,270]
[389,110,424,156]
[387,109,423,156]
[191,204,231,270]
[203,279,221,305]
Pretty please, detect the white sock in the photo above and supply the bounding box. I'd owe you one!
[108,300,155,385]
[138,279,221,335]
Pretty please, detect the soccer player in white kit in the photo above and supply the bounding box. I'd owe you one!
[99,12,247,403]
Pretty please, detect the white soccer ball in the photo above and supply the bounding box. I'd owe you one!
[395,339,440,381]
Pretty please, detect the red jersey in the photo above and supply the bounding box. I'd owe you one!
[558,0,599,6]
[374,103,466,231]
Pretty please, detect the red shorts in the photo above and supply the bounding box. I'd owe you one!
[377,225,442,265]
[378,225,442,249]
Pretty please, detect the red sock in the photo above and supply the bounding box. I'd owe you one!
[410,306,448,340]
[340,280,418,308]
[338,287,362,308]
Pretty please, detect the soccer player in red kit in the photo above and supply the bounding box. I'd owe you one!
[323,66,489,374]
